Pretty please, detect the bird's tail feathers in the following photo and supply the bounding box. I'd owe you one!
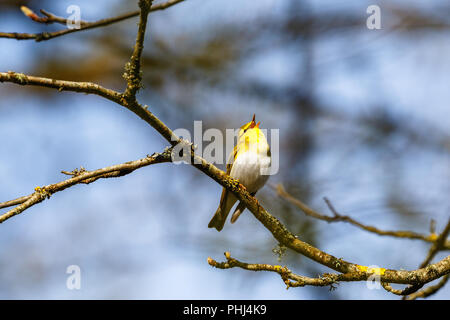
[230,192,255,224]
[208,207,226,231]
[230,202,246,224]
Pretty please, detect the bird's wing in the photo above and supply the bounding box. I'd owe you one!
[226,144,238,175]
[217,144,238,211]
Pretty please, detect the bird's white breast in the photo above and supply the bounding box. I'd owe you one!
[230,149,271,193]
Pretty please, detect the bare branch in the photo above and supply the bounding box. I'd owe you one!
[397,219,450,298]
[20,6,50,24]
[0,71,122,103]
[420,219,450,268]
[0,70,178,144]
[2,67,449,290]
[405,275,449,300]
[380,282,424,296]
[209,252,450,290]
[0,195,32,210]
[0,0,186,42]
[124,0,153,100]
[2,1,449,297]
[0,150,172,223]
[274,184,450,250]
[208,252,344,289]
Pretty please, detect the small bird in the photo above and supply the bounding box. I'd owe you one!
[208,114,271,231]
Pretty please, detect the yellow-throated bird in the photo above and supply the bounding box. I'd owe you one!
[208,114,271,231]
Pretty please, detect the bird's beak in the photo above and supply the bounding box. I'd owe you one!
[250,114,257,128]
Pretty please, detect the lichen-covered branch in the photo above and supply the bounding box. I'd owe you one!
[208,252,346,289]
[1,67,449,292]
[397,219,450,298]
[1,0,449,297]
[123,0,153,100]
[209,252,450,290]
[404,275,449,300]
[419,219,450,268]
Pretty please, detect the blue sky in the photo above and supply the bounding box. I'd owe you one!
[0,0,449,299]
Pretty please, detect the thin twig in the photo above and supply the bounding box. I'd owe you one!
[208,252,348,289]
[0,71,122,103]
[400,219,450,298]
[0,195,32,210]
[0,0,186,42]
[420,219,450,268]
[274,184,450,249]
[1,69,450,290]
[1,2,450,295]
[0,70,179,144]
[404,275,449,300]
[381,282,424,296]
[123,0,153,100]
[0,151,172,223]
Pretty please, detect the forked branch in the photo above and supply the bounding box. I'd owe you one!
[1,0,449,298]
[0,150,172,223]
[0,0,186,41]
[274,184,450,250]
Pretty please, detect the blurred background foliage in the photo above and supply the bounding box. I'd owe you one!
[0,0,449,299]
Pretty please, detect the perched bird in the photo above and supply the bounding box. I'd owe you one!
[208,114,271,231]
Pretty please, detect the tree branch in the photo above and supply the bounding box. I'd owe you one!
[274,183,450,250]
[419,218,450,268]
[380,281,423,296]
[404,275,449,300]
[398,219,450,298]
[0,71,122,103]
[123,0,153,100]
[0,0,186,42]
[2,68,449,291]
[0,70,179,144]
[208,252,343,290]
[0,150,172,223]
[209,251,450,290]
[2,1,449,297]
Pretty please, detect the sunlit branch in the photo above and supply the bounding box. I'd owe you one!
[123,0,153,100]
[1,0,449,297]
[209,252,450,290]
[419,219,450,268]
[398,219,450,298]
[1,67,449,293]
